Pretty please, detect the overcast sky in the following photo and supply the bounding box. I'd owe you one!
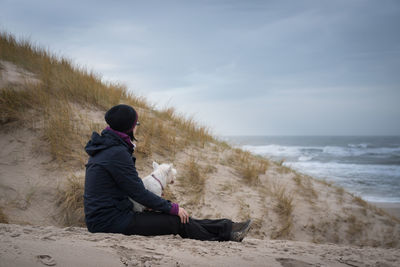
[1,0,399,136]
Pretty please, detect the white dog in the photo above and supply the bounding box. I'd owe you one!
[130,161,177,212]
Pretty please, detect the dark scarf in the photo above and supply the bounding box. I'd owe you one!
[105,126,134,150]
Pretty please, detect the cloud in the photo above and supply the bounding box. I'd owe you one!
[1,0,399,135]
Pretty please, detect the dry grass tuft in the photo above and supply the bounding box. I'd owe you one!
[333,185,346,204]
[134,111,180,161]
[228,149,269,185]
[0,207,8,224]
[0,83,49,123]
[1,32,126,109]
[335,186,345,195]
[204,164,217,174]
[270,182,294,239]
[179,156,207,206]
[56,174,85,227]
[173,115,213,148]
[123,92,151,110]
[238,198,251,221]
[43,101,76,161]
[250,217,264,236]
[153,106,214,148]
[134,111,154,158]
[349,195,400,226]
[274,160,293,174]
[273,185,294,217]
[182,156,205,190]
[292,174,318,201]
[158,106,176,121]
[346,215,364,241]
[353,195,368,208]
[216,140,231,152]
[271,217,293,239]
[368,204,400,224]
[317,179,334,187]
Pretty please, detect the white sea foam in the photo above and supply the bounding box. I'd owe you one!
[239,139,400,203]
[284,161,400,179]
[322,146,400,157]
[282,161,400,202]
[362,196,400,203]
[298,156,313,162]
[242,144,400,159]
[348,143,369,149]
[241,145,321,158]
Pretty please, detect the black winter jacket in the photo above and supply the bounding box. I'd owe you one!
[84,129,173,233]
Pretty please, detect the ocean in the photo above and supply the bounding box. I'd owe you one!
[223,136,400,203]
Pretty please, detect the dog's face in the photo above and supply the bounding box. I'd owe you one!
[166,165,177,185]
[153,161,177,185]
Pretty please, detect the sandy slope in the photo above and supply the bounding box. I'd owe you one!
[0,126,65,226]
[0,60,39,88]
[1,223,399,267]
[167,145,400,247]
[371,203,400,219]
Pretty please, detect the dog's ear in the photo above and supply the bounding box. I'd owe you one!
[152,161,159,170]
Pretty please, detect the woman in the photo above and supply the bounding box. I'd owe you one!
[84,104,251,241]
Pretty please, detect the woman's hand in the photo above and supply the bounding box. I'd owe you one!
[178,207,190,224]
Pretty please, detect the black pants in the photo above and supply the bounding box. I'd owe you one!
[123,211,233,241]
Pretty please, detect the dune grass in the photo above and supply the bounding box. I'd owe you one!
[0,207,8,224]
[346,215,364,242]
[270,182,294,239]
[227,149,269,185]
[1,33,127,108]
[134,110,184,163]
[273,185,294,218]
[179,156,207,206]
[336,186,345,196]
[353,195,368,208]
[1,32,221,168]
[0,83,47,123]
[238,198,251,221]
[1,32,127,165]
[157,106,213,148]
[56,174,85,227]
[292,174,318,202]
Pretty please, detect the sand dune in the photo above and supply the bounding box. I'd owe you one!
[1,223,399,267]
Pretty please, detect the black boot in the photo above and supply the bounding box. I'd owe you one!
[232,219,251,231]
[230,219,252,242]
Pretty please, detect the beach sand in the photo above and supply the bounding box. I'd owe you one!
[371,202,400,219]
[1,223,400,267]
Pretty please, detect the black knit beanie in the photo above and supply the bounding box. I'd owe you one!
[105,104,138,134]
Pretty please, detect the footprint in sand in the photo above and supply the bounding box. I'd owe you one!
[276,258,314,267]
[41,234,56,241]
[36,255,57,266]
[23,228,33,234]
